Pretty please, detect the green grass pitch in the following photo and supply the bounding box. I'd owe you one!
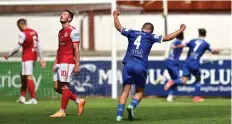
[0,98,230,124]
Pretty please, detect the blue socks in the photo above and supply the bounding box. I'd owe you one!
[129,98,139,109]
[117,104,125,117]
[117,99,140,117]
[194,82,201,96]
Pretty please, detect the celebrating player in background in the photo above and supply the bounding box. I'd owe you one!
[50,10,86,118]
[156,32,185,102]
[113,10,186,121]
[4,19,46,104]
[164,28,220,102]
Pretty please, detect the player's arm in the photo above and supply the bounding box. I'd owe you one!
[73,43,80,73]
[71,29,81,74]
[208,45,220,54]
[171,44,185,49]
[52,53,58,73]
[36,42,46,68]
[4,32,25,60]
[162,24,186,42]
[113,10,123,32]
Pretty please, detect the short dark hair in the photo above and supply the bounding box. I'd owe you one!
[142,22,154,33]
[64,10,74,22]
[198,28,206,37]
[17,18,27,25]
[176,32,184,40]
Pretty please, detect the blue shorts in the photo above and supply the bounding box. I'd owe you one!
[122,63,147,88]
[165,59,180,80]
[182,61,201,78]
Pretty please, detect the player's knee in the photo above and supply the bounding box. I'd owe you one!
[135,87,144,93]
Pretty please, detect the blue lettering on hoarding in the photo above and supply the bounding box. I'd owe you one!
[69,60,231,97]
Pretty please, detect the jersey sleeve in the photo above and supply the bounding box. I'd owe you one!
[207,43,213,52]
[174,40,182,46]
[70,29,80,43]
[151,34,163,43]
[121,28,132,37]
[18,32,26,45]
[183,40,191,47]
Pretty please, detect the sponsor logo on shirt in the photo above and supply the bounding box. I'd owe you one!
[130,49,143,57]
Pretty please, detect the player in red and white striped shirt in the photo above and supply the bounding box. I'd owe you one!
[4,19,46,104]
[50,10,86,118]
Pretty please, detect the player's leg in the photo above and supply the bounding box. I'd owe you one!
[126,65,147,121]
[192,68,204,102]
[116,64,132,121]
[50,81,70,118]
[53,64,62,94]
[23,61,37,104]
[54,80,62,94]
[127,87,144,121]
[164,64,183,91]
[66,64,85,115]
[180,63,190,85]
[16,74,27,104]
[50,64,85,117]
[165,62,180,101]
[25,75,37,104]
[50,64,67,117]
[116,84,131,121]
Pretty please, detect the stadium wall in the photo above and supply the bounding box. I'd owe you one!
[0,58,231,99]
[0,14,231,52]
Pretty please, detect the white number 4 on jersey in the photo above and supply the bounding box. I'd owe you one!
[134,35,142,49]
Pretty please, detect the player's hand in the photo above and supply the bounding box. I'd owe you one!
[52,64,56,73]
[113,10,120,17]
[73,65,80,75]
[212,48,220,54]
[40,60,47,68]
[4,55,9,60]
[180,24,186,31]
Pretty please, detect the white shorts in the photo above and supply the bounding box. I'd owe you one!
[53,64,75,82]
[22,61,34,75]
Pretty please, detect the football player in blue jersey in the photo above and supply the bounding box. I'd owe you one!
[164,28,220,103]
[156,32,184,102]
[113,10,186,121]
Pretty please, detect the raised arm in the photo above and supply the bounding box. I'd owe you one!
[113,10,123,32]
[171,44,185,49]
[163,24,186,42]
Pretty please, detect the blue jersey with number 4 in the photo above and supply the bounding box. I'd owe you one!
[185,38,212,62]
[121,28,163,68]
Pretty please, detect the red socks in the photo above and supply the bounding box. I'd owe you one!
[27,80,35,99]
[61,89,72,110]
[70,93,78,101]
